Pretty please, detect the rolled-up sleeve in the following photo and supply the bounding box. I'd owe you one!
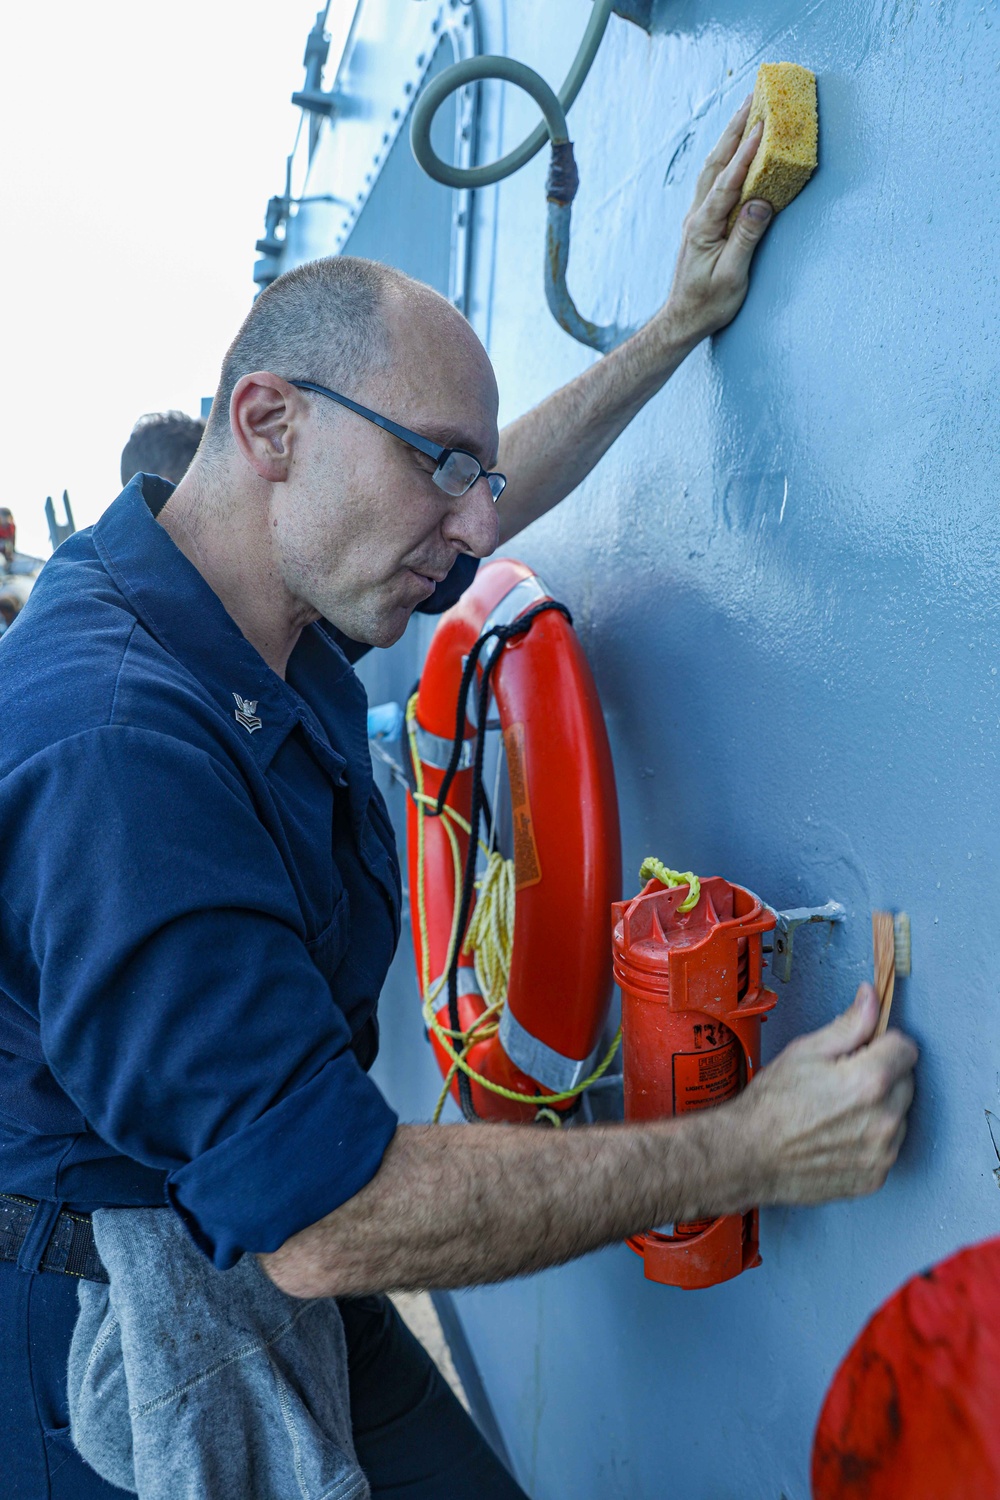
[3,726,398,1268]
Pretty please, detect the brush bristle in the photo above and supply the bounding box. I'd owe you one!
[893,913,911,978]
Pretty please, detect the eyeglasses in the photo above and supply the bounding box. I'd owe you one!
[290,380,506,503]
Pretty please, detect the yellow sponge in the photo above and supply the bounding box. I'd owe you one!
[728,63,818,230]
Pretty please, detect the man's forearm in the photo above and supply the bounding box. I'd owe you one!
[259,987,918,1300]
[260,1111,742,1300]
[495,317,697,544]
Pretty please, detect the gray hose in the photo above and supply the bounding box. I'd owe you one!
[410,0,614,188]
[410,0,634,352]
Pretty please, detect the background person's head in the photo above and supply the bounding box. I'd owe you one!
[0,594,21,635]
[195,255,500,648]
[121,411,206,487]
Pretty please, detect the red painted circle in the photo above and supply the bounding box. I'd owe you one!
[813,1235,1000,1498]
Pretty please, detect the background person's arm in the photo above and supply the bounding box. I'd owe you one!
[260,986,917,1298]
[495,99,772,545]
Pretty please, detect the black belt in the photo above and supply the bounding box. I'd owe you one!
[0,1194,109,1283]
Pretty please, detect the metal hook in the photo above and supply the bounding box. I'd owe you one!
[766,902,847,984]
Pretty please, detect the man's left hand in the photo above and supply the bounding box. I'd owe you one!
[653,97,774,351]
[494,97,777,543]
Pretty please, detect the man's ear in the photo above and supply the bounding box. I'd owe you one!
[230,372,304,482]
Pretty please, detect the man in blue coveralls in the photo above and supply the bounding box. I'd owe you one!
[0,105,917,1498]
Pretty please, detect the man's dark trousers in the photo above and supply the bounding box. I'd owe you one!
[1,1254,528,1498]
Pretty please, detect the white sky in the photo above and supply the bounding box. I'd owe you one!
[0,1,353,558]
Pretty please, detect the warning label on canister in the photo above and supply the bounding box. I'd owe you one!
[671,1036,741,1114]
[503,721,542,890]
[672,1034,743,1236]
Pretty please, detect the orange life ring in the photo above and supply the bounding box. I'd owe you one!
[406,558,621,1122]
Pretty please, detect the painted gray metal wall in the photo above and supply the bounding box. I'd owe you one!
[279,2,1000,1494]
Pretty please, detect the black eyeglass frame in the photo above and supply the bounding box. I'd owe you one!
[290,379,506,503]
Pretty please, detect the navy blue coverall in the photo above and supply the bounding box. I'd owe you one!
[0,475,525,1498]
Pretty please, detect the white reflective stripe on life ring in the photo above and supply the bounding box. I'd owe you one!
[427,968,483,1030]
[413,720,476,771]
[498,1004,600,1093]
[477,575,551,671]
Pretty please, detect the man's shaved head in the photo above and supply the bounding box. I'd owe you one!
[204,256,438,450]
[174,253,500,656]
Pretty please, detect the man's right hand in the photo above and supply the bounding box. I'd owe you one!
[722,983,918,1210]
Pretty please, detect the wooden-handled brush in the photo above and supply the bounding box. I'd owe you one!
[872,911,911,1037]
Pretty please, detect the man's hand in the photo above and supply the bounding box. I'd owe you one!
[705,984,918,1216]
[653,97,773,351]
[495,97,776,542]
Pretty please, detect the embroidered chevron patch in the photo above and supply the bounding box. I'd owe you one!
[233,693,262,733]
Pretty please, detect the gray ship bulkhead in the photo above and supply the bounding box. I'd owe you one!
[262,3,1000,1495]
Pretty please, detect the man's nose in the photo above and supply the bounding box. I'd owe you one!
[444,475,500,558]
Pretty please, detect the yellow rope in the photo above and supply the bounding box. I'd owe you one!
[638,856,701,913]
[534,1107,565,1129]
[464,850,515,1010]
[406,692,622,1121]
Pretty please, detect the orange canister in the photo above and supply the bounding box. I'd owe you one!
[612,875,777,1289]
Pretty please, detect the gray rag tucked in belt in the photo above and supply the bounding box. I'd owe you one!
[68,1207,369,1500]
